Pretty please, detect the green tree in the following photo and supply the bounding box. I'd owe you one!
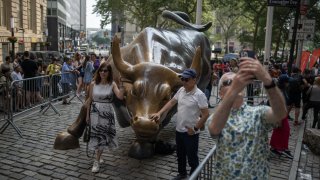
[92,35,110,45]
[93,0,214,30]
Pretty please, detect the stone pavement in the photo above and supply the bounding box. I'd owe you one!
[0,96,319,179]
[0,98,216,180]
[296,111,320,180]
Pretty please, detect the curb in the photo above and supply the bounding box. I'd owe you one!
[288,121,306,180]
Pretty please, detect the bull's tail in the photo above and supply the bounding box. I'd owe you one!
[162,10,212,32]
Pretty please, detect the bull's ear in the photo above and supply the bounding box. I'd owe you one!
[190,46,202,78]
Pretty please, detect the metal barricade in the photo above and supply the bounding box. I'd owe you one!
[0,71,81,137]
[210,79,269,107]
[40,71,82,115]
[0,81,23,137]
[189,145,216,180]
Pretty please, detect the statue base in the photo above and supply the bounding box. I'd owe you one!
[128,140,154,159]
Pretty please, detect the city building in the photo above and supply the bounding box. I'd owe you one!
[0,0,47,64]
[47,0,86,52]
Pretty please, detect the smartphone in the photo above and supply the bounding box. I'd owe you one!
[240,50,256,59]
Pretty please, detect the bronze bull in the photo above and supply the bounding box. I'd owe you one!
[54,11,212,159]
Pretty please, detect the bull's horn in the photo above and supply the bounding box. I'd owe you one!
[190,46,202,78]
[112,35,134,77]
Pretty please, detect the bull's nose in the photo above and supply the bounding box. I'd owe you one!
[131,116,159,132]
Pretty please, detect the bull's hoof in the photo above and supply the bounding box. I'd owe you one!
[128,140,154,159]
[54,132,80,150]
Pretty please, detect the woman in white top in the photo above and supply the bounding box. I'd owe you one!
[86,62,124,173]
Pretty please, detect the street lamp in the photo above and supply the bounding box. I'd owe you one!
[10,16,15,62]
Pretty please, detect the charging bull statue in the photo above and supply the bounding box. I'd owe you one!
[54,10,212,159]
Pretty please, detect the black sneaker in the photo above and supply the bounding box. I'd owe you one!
[172,174,187,180]
[270,148,282,157]
[282,150,293,159]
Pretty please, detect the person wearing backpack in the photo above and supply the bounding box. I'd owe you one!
[287,67,304,126]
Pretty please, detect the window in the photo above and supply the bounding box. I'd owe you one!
[18,0,23,28]
[28,0,31,29]
[0,0,10,28]
[0,0,3,26]
[47,8,51,15]
[2,43,9,62]
[40,5,43,32]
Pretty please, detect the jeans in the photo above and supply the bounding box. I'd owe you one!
[176,131,199,176]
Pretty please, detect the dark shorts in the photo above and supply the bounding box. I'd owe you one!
[288,93,301,108]
[61,83,70,95]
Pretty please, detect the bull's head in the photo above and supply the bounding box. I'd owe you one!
[111,36,202,140]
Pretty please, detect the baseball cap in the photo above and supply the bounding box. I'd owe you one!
[178,68,197,79]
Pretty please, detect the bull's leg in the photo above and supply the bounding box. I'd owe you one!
[54,100,89,150]
[128,140,155,159]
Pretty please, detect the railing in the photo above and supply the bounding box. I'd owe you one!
[210,79,268,107]
[189,145,216,180]
[0,72,82,137]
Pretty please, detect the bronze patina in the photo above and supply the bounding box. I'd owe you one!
[54,11,212,159]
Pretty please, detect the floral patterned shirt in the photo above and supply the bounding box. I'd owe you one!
[214,103,275,180]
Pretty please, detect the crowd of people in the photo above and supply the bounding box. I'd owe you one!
[1,43,320,179]
[0,51,108,113]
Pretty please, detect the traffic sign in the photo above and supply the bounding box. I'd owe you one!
[289,19,315,40]
[267,0,298,7]
[288,32,314,40]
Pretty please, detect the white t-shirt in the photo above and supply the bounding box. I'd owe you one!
[173,86,208,133]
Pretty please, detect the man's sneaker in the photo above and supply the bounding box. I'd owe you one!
[172,174,187,180]
[91,160,100,173]
[282,150,293,159]
[270,148,282,157]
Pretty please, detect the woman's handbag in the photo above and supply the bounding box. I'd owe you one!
[83,123,91,143]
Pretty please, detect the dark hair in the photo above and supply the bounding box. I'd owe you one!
[83,55,90,69]
[93,62,113,85]
[292,67,299,73]
[29,53,36,60]
[304,69,311,74]
[1,64,10,74]
[5,56,11,62]
[23,51,30,58]
[51,57,58,63]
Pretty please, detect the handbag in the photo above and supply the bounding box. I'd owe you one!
[83,124,91,143]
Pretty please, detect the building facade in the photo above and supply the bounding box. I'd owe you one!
[0,0,47,63]
[47,0,86,52]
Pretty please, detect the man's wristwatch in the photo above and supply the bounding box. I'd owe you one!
[264,78,276,89]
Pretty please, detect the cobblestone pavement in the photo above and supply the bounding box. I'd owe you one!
[296,111,320,180]
[0,95,319,179]
[0,99,215,180]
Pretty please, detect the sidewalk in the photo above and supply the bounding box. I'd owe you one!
[296,111,320,180]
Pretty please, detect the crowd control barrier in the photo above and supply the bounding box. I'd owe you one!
[0,71,81,137]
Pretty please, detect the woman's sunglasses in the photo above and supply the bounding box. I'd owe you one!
[221,79,232,87]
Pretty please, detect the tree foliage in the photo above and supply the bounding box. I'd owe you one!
[93,0,320,55]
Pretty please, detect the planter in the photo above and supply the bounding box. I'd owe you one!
[7,36,17,43]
